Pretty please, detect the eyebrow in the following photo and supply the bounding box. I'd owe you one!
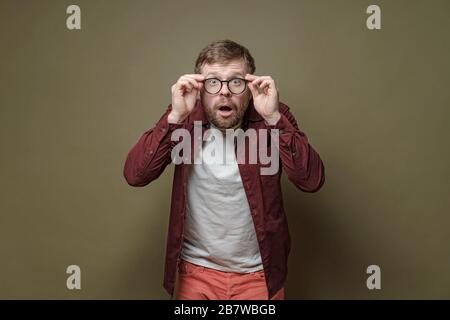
[205,72,244,79]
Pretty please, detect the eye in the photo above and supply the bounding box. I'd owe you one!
[208,79,220,86]
[230,78,242,86]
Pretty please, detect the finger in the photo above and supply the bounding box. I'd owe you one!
[177,79,195,93]
[181,76,203,89]
[251,76,272,87]
[184,74,206,82]
[179,77,200,91]
[259,79,273,91]
[179,76,199,87]
[177,79,193,89]
[245,74,258,81]
[251,79,264,92]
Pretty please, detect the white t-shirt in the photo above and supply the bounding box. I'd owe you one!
[180,124,263,273]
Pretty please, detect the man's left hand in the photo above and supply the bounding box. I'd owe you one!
[245,74,281,125]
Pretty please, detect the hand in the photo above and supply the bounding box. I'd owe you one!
[168,74,205,124]
[245,74,281,125]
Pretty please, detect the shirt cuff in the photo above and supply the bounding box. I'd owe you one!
[154,109,185,143]
[264,113,296,134]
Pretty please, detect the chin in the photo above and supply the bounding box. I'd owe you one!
[211,119,231,129]
[204,105,246,130]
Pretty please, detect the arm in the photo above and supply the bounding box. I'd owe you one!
[123,105,182,187]
[267,104,325,192]
[244,74,325,192]
[124,73,204,187]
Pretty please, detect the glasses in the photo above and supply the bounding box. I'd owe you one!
[203,78,248,95]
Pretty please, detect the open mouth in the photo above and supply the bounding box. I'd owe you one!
[217,105,234,118]
[219,106,232,112]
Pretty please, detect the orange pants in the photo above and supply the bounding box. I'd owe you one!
[175,259,285,300]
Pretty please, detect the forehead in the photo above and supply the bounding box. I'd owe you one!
[201,59,247,77]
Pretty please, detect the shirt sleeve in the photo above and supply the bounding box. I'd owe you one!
[264,104,325,192]
[123,105,183,187]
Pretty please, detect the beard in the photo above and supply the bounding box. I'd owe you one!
[204,100,248,130]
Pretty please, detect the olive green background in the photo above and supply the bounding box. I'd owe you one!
[1,0,449,299]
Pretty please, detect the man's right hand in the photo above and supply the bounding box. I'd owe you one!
[168,74,205,124]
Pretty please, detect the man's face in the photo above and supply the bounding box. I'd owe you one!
[200,59,252,130]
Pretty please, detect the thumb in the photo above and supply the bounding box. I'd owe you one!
[196,83,202,99]
[248,82,258,98]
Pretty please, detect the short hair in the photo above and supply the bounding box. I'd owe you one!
[194,40,256,74]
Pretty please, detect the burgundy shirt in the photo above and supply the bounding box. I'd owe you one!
[123,99,325,299]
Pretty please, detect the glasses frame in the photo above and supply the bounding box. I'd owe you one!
[203,77,248,95]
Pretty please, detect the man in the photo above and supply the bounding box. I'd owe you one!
[123,40,325,300]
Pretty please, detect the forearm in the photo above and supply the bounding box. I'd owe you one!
[266,108,325,192]
[123,106,182,186]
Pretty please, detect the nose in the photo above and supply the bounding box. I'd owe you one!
[219,82,232,97]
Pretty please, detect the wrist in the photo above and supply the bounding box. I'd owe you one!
[263,111,281,126]
[168,110,188,124]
